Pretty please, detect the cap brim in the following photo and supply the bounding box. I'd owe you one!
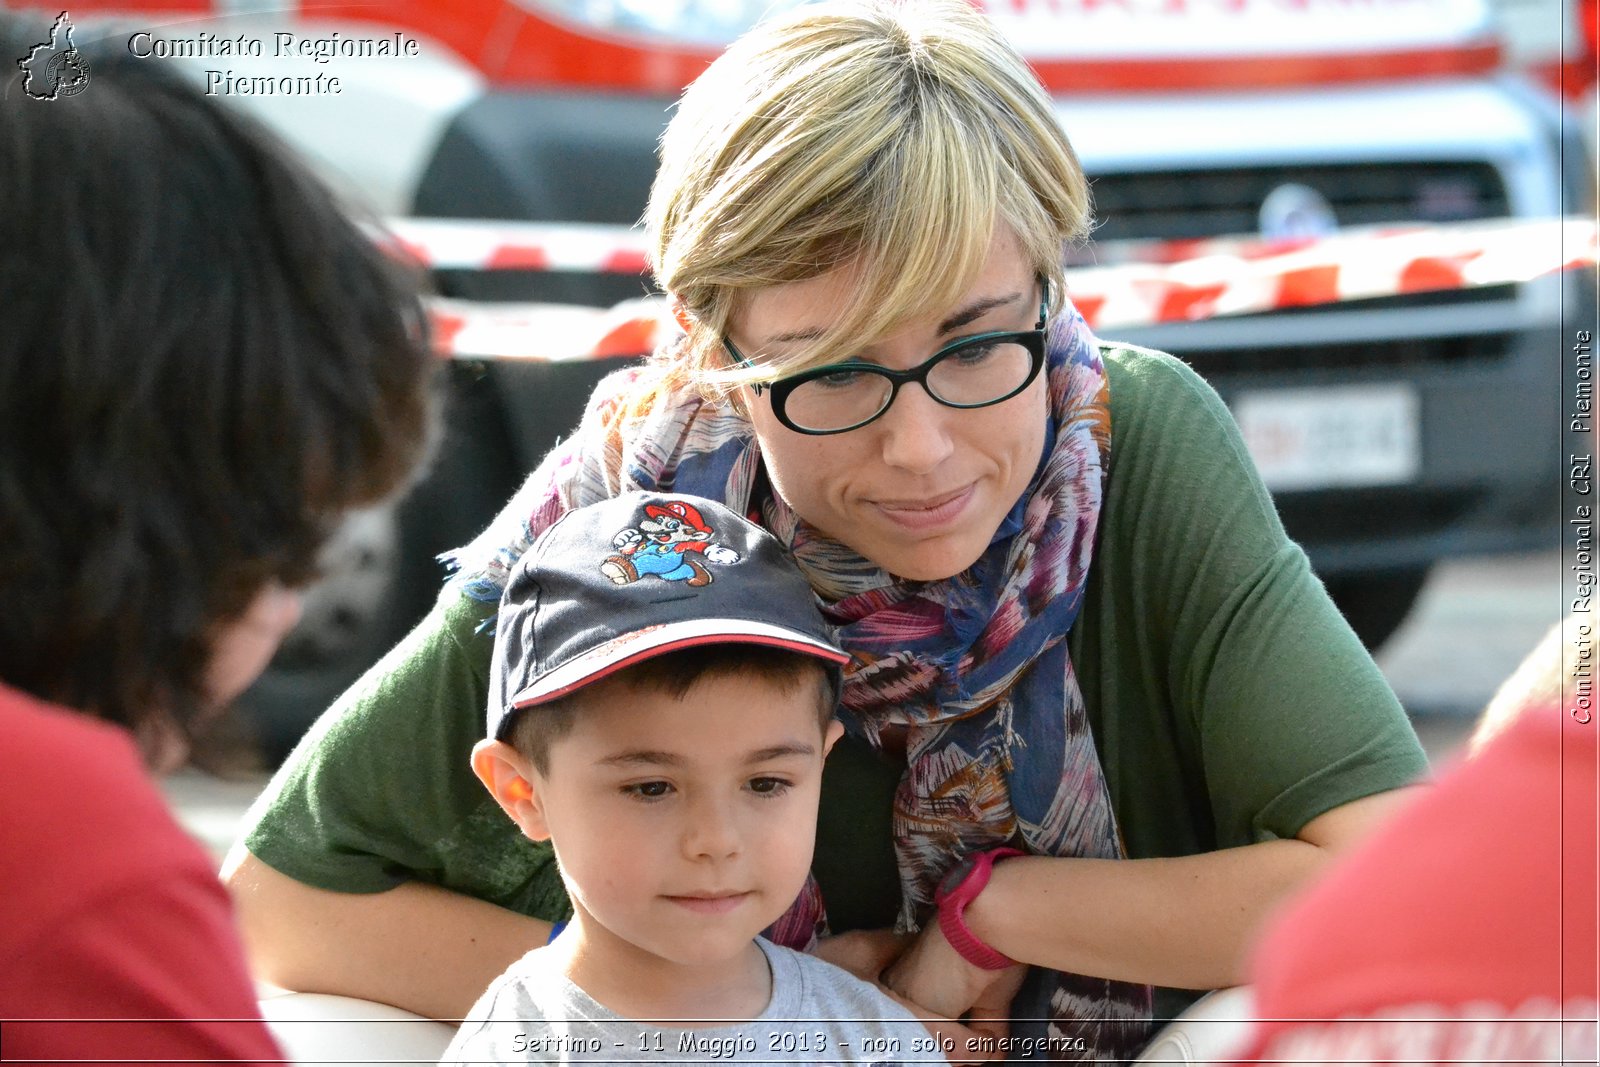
[508,617,849,710]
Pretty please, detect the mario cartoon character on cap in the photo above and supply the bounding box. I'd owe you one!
[599,499,741,588]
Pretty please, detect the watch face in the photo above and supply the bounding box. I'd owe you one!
[937,853,982,900]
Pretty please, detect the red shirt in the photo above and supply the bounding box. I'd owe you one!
[1235,703,1598,1064]
[0,683,283,1064]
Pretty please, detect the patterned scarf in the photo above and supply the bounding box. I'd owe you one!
[453,306,1153,1060]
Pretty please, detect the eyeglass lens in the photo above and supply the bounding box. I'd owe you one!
[781,337,1037,433]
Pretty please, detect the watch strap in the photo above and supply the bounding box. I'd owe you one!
[936,846,1024,970]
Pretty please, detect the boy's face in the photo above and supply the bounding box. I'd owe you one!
[480,669,843,973]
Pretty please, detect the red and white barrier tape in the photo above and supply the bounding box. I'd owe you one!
[386,214,1598,277]
[1067,216,1598,329]
[415,216,1598,360]
[383,218,650,275]
[428,297,672,363]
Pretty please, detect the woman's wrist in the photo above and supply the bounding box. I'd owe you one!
[960,852,1037,965]
[934,847,1027,969]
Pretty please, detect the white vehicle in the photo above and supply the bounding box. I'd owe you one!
[7,0,1591,759]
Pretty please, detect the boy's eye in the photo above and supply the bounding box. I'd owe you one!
[748,777,792,796]
[623,781,673,799]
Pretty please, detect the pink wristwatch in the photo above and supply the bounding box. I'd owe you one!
[934,846,1025,970]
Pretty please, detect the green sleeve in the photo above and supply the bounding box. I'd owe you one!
[241,583,570,922]
[1073,345,1429,857]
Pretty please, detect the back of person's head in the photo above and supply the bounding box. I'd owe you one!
[0,41,437,759]
[507,644,837,776]
[647,0,1090,397]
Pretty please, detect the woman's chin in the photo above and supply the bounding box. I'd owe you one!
[862,535,988,584]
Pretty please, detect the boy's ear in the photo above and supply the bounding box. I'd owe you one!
[822,718,844,757]
[471,739,550,842]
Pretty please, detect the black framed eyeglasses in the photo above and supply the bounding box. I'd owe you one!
[724,280,1050,436]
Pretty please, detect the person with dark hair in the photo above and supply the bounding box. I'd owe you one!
[0,36,437,1061]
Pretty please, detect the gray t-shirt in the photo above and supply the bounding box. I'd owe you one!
[442,938,947,1066]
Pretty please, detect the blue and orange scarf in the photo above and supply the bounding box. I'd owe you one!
[453,306,1153,1060]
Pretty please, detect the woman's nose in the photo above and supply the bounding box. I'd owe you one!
[875,383,956,475]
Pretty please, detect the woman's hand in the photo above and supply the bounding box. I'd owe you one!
[815,929,1017,1065]
[881,919,1027,1023]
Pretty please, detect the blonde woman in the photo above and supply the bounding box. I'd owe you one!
[226,1,1426,1058]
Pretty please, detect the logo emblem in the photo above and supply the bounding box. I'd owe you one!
[17,12,91,101]
[599,500,741,588]
[1258,182,1337,240]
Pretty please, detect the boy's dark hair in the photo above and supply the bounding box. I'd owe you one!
[510,645,838,775]
[0,44,437,757]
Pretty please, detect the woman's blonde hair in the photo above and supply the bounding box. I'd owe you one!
[646,0,1091,398]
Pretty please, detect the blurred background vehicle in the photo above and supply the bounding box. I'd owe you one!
[8,0,1594,763]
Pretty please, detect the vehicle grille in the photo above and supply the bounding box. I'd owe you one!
[1087,161,1510,242]
[1181,331,1516,376]
[1276,487,1479,537]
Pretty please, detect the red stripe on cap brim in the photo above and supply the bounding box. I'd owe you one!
[510,625,848,710]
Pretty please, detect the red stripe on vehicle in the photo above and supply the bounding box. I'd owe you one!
[1526,59,1600,100]
[14,0,214,9]
[1025,43,1501,92]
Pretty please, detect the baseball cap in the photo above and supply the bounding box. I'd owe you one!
[487,491,849,741]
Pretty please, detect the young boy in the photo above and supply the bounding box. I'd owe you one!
[443,492,946,1065]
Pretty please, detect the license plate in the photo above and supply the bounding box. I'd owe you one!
[1231,385,1421,491]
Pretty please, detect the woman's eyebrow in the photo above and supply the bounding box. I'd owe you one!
[765,326,827,345]
[939,291,1023,335]
[762,291,1024,347]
